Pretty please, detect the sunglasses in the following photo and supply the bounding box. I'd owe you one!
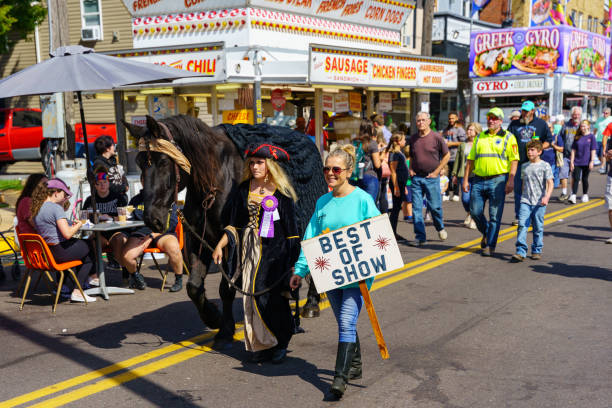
[323,166,347,175]
[487,116,501,121]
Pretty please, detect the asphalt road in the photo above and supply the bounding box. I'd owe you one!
[0,174,611,408]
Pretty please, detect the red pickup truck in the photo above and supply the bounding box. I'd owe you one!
[0,108,117,172]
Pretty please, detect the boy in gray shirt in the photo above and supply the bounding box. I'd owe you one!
[512,140,554,262]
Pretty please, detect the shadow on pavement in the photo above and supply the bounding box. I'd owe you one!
[544,230,609,243]
[0,312,206,407]
[567,224,611,232]
[530,262,612,281]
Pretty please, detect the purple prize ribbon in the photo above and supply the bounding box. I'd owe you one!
[259,195,279,238]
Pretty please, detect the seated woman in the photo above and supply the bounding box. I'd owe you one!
[16,173,47,234]
[31,178,95,302]
[83,170,128,270]
[120,181,183,292]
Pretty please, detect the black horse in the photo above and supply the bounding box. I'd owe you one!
[123,115,326,347]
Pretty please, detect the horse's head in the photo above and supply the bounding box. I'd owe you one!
[123,116,188,233]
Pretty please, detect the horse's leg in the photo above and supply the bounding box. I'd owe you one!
[186,252,222,329]
[213,276,236,350]
[301,275,321,318]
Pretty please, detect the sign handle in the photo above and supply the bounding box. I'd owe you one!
[359,281,389,360]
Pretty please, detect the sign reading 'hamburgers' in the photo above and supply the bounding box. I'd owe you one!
[469,26,610,79]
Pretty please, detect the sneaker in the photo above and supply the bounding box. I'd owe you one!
[599,168,607,174]
[442,195,450,201]
[511,254,525,262]
[481,247,494,257]
[451,195,460,202]
[403,215,413,222]
[87,278,99,287]
[605,237,612,244]
[408,240,426,247]
[438,229,448,241]
[511,219,519,226]
[468,220,477,230]
[70,292,96,302]
[581,194,589,203]
[559,194,568,202]
[568,194,576,204]
[464,214,472,225]
[531,253,542,260]
[129,272,147,290]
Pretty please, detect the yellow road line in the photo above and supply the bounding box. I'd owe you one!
[1,199,603,407]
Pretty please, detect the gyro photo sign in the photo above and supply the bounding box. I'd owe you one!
[301,214,404,294]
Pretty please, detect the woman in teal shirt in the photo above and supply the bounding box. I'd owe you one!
[290,145,380,399]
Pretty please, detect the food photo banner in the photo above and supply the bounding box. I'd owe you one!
[469,26,610,79]
[301,214,404,293]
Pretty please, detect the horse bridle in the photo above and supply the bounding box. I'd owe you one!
[142,122,289,297]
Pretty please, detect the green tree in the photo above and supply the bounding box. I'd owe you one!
[0,0,46,53]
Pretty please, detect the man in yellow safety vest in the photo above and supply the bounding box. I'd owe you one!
[462,107,519,257]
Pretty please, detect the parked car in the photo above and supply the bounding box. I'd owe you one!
[0,107,117,173]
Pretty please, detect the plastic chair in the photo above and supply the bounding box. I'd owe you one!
[136,220,189,291]
[18,233,86,313]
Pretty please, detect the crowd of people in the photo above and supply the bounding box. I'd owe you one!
[11,103,612,400]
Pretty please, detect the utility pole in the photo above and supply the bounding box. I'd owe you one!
[47,0,75,158]
[411,0,434,131]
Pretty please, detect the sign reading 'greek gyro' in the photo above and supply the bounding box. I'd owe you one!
[469,26,610,79]
[301,214,403,293]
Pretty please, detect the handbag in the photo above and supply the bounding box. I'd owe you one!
[553,134,564,167]
[380,151,391,178]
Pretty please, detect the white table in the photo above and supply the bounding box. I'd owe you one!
[81,221,145,300]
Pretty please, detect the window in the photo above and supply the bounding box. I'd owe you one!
[588,16,592,31]
[569,10,576,26]
[12,111,42,128]
[578,12,583,28]
[594,18,599,33]
[81,0,102,29]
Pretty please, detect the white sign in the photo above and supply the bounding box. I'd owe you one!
[334,92,349,113]
[122,0,414,30]
[579,78,603,94]
[378,92,392,112]
[301,214,404,293]
[122,49,225,81]
[604,81,612,95]
[473,77,546,95]
[322,93,335,111]
[310,46,457,90]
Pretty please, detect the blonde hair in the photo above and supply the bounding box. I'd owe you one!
[387,132,406,153]
[326,144,356,172]
[243,157,298,202]
[467,122,483,135]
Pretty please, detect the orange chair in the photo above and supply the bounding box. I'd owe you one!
[14,227,55,297]
[18,233,86,313]
[136,219,189,291]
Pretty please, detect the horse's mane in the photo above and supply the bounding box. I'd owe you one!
[159,115,223,194]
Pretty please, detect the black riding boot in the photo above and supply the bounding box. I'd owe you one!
[349,335,362,380]
[169,274,183,292]
[330,342,357,398]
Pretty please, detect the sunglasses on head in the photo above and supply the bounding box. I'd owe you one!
[323,166,347,175]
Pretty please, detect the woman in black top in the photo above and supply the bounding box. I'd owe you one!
[388,133,409,240]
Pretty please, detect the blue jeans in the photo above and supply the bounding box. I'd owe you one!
[459,177,472,213]
[551,163,560,188]
[513,167,523,219]
[411,176,444,242]
[515,203,546,256]
[470,174,508,249]
[326,287,363,343]
[351,174,380,204]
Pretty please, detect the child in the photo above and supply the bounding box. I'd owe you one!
[402,145,413,222]
[511,140,554,262]
[439,167,450,201]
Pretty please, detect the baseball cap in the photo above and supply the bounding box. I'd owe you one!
[510,110,521,118]
[47,178,72,198]
[521,100,535,112]
[487,107,504,119]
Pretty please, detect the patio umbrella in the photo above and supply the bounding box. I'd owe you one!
[0,45,204,219]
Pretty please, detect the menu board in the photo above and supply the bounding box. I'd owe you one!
[469,26,610,79]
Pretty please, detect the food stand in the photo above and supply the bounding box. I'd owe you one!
[115,0,457,153]
[470,26,611,124]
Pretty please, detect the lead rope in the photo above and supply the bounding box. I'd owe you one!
[177,209,292,297]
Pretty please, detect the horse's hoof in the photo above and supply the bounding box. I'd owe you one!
[300,305,320,318]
